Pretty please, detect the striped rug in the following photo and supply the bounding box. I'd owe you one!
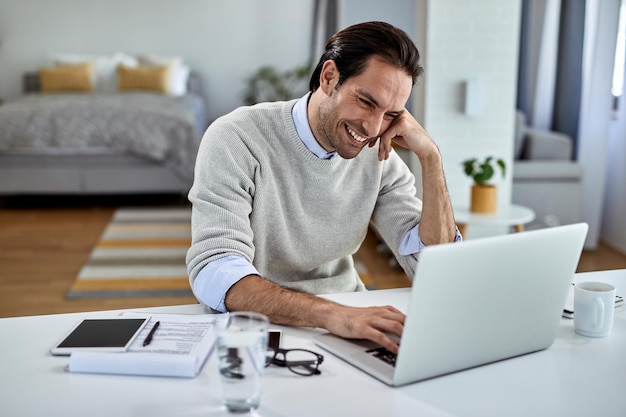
[66,207,194,299]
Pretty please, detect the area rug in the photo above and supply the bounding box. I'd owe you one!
[67,207,377,298]
[66,207,194,299]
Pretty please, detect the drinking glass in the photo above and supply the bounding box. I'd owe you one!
[217,312,269,413]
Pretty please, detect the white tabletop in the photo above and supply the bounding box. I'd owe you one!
[454,204,536,227]
[1,269,624,417]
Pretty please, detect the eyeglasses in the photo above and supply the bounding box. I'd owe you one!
[265,347,324,376]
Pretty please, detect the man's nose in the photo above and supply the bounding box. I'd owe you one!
[362,113,385,138]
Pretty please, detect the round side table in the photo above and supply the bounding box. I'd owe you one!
[454,204,536,238]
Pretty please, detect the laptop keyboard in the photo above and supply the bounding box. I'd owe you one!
[365,347,397,367]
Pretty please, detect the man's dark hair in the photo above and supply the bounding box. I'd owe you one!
[309,21,423,92]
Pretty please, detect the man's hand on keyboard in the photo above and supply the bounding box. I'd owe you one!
[322,304,405,354]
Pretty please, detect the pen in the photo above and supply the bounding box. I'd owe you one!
[142,321,160,346]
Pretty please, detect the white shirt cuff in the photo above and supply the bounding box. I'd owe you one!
[192,255,260,313]
[399,223,463,256]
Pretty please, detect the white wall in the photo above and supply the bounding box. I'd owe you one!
[0,0,313,122]
[340,0,414,34]
[415,0,522,238]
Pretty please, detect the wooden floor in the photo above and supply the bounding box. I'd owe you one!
[0,195,198,318]
[1,195,626,318]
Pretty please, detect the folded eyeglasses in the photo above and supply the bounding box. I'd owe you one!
[265,347,324,376]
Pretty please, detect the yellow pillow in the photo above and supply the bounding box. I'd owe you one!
[38,63,94,93]
[117,65,170,93]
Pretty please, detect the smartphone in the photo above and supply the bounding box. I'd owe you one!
[50,317,150,356]
[268,330,282,350]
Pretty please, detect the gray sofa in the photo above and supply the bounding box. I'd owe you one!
[512,111,583,228]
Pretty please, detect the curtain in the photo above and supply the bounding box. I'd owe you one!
[516,0,586,159]
[516,0,532,118]
[310,0,338,64]
[552,0,586,158]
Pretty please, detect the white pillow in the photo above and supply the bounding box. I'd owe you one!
[50,52,138,93]
[169,65,190,96]
[137,53,183,68]
[137,54,190,96]
[112,52,139,68]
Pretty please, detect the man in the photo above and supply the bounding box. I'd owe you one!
[186,21,459,354]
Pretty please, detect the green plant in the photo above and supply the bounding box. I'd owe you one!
[242,62,313,105]
[462,156,506,185]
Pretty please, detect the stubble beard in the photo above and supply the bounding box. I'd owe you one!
[317,96,363,160]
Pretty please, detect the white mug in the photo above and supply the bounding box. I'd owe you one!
[574,281,616,338]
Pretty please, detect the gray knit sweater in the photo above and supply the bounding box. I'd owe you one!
[186,99,422,296]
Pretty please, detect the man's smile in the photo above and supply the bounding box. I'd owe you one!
[346,125,369,143]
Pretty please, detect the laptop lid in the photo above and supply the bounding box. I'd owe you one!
[314,223,589,386]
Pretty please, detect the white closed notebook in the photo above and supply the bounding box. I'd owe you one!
[69,352,202,378]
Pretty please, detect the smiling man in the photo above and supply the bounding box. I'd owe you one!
[186,22,459,353]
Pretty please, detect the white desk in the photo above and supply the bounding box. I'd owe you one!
[454,204,536,237]
[1,269,624,417]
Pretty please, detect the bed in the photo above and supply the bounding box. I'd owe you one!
[0,55,208,196]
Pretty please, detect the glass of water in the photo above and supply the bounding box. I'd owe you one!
[217,312,269,413]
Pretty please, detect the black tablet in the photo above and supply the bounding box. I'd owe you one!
[50,317,150,356]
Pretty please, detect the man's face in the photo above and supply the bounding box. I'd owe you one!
[312,56,413,160]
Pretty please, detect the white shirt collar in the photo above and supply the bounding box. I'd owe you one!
[292,93,337,160]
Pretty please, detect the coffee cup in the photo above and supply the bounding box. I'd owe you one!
[574,281,616,338]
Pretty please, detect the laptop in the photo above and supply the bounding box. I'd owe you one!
[314,223,589,386]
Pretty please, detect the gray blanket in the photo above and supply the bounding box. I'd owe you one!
[0,93,208,180]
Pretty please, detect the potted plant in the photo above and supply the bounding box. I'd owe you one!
[462,156,506,213]
[242,62,313,105]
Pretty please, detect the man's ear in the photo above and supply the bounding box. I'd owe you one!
[319,60,339,94]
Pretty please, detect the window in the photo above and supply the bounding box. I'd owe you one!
[611,0,626,114]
